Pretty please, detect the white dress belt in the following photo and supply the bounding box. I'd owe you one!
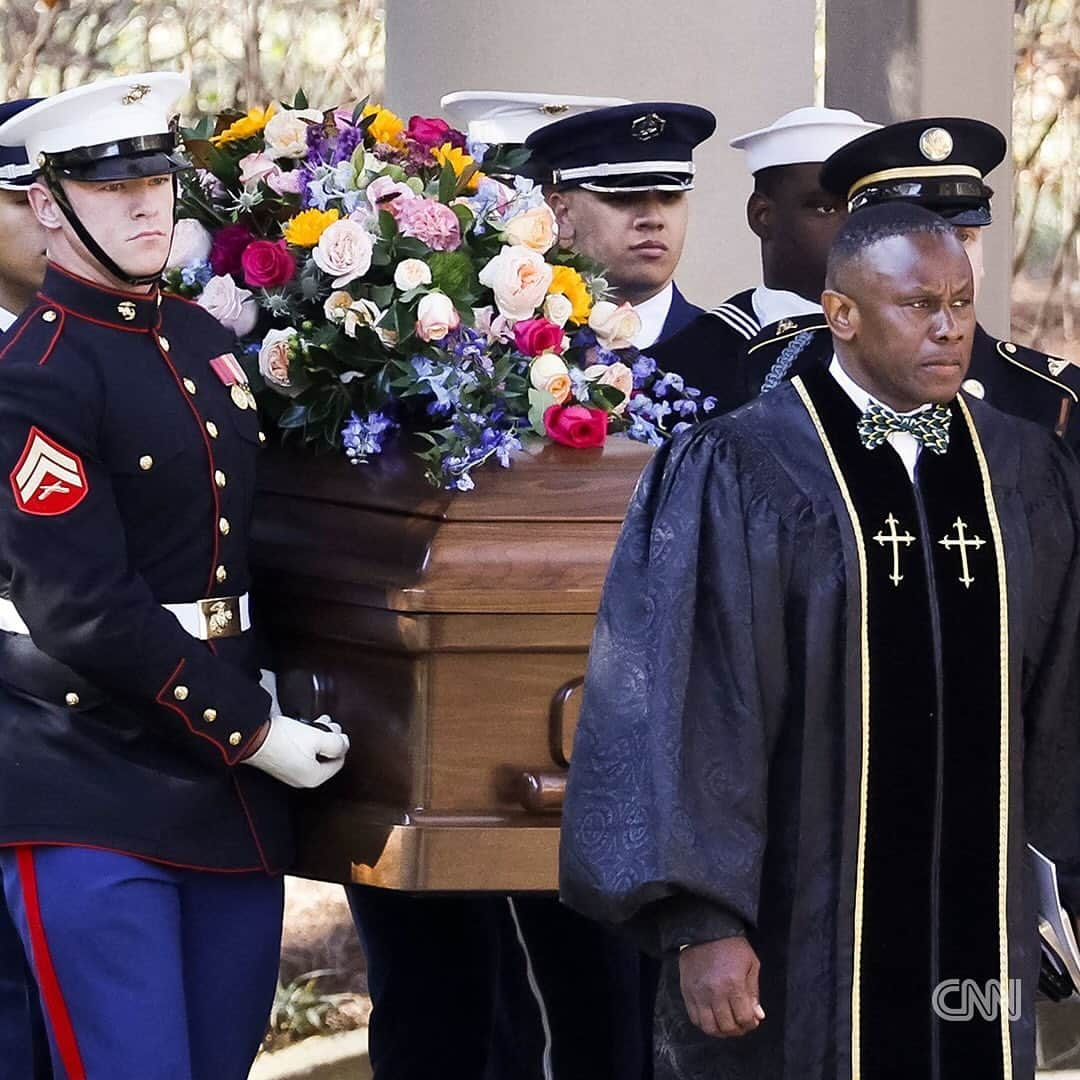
[0,594,251,641]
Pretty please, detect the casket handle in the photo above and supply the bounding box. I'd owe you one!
[549,676,584,768]
[518,770,567,813]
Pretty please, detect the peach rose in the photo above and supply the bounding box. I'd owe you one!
[503,204,557,253]
[478,245,553,321]
[344,298,383,339]
[529,352,572,404]
[584,361,634,414]
[258,327,302,397]
[415,291,460,342]
[588,300,641,350]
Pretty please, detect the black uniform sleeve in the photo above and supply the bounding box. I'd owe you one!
[0,343,270,766]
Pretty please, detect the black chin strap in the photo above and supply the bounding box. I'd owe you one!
[44,171,171,287]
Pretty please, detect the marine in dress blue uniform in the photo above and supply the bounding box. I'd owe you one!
[648,106,877,406]
[0,72,348,1079]
[524,101,716,350]
[0,94,52,1080]
[739,117,1080,450]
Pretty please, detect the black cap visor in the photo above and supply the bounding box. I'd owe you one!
[850,177,994,225]
[45,133,191,182]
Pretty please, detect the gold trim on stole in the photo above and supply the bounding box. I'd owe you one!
[956,395,1013,1078]
[792,376,871,1079]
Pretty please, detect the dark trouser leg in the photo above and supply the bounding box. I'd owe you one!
[0,885,51,1079]
[348,885,505,1080]
[505,895,657,1080]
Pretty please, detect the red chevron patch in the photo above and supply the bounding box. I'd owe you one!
[10,427,88,516]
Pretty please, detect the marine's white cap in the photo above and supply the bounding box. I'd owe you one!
[440,90,631,145]
[729,106,880,174]
[0,71,188,177]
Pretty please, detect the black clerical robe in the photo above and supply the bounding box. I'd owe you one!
[561,368,1080,1080]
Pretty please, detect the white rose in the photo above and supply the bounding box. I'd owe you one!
[324,290,354,324]
[197,274,258,337]
[415,292,461,343]
[478,245,553,321]
[258,327,302,397]
[542,292,573,328]
[394,258,433,292]
[529,352,572,404]
[166,219,212,271]
[312,218,375,288]
[263,108,324,160]
[584,361,635,414]
[588,300,642,350]
[503,204,557,253]
[344,298,383,339]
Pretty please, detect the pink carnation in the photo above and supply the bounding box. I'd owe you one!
[396,198,461,252]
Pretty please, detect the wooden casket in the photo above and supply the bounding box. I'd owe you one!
[250,436,653,892]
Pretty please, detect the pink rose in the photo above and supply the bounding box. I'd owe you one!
[415,292,461,342]
[406,115,459,149]
[396,198,462,252]
[209,224,253,277]
[543,404,608,448]
[312,218,374,287]
[513,318,564,357]
[197,274,259,337]
[238,151,284,191]
[366,176,419,216]
[478,245,553,321]
[241,240,296,288]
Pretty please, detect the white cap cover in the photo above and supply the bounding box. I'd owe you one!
[729,106,880,174]
[0,71,189,166]
[440,90,631,145]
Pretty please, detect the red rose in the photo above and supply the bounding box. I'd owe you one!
[241,239,296,288]
[208,224,253,277]
[406,115,460,149]
[543,404,608,449]
[514,318,564,357]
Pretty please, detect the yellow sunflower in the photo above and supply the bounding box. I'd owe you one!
[210,104,276,147]
[362,104,406,149]
[547,265,594,324]
[283,208,340,247]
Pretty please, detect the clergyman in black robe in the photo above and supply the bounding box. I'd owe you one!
[561,203,1080,1080]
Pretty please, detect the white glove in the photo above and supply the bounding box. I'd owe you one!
[241,713,350,789]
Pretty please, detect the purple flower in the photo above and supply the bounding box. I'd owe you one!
[342,411,396,460]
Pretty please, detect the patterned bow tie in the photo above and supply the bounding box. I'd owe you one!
[857,401,951,454]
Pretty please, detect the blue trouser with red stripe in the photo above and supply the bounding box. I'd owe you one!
[0,887,51,1078]
[0,846,284,1080]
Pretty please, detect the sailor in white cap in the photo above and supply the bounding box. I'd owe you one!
[650,105,878,408]
[0,72,348,1079]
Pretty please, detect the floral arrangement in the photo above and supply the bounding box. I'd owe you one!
[166,94,715,489]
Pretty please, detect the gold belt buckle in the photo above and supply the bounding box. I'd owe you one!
[197,596,241,639]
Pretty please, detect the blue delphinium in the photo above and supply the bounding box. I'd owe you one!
[341,411,396,461]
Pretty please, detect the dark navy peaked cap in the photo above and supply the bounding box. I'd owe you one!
[0,99,42,190]
[820,117,1007,226]
[523,101,716,193]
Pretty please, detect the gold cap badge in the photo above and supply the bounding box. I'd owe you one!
[919,127,954,163]
[121,84,152,106]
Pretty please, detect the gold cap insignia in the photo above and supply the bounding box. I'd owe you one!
[961,378,985,399]
[539,103,570,116]
[117,301,136,322]
[1048,357,1071,377]
[776,319,798,336]
[919,127,954,163]
[122,84,152,106]
[631,113,666,142]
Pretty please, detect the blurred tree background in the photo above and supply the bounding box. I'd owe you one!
[0,0,1074,355]
[1013,0,1077,359]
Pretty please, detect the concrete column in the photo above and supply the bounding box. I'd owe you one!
[385,0,819,308]
[826,0,1015,337]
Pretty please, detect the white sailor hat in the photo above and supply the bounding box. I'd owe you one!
[729,106,880,175]
[0,99,42,191]
[440,90,631,146]
[0,71,190,182]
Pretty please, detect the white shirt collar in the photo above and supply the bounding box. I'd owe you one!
[0,307,15,333]
[828,355,930,482]
[751,285,822,328]
[632,282,674,350]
